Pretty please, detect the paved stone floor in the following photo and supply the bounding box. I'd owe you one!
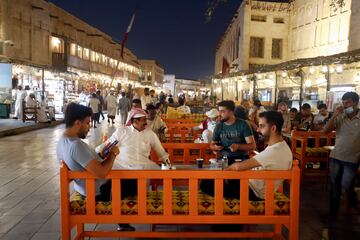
[0,119,36,132]
[0,119,359,240]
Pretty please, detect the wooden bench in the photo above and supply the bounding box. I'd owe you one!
[291,131,336,184]
[22,100,37,123]
[151,143,217,164]
[60,161,300,240]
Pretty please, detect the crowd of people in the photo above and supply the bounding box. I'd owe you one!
[57,89,360,232]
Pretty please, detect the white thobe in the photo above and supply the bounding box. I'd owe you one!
[97,125,168,169]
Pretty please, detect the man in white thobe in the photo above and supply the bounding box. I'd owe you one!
[14,86,27,119]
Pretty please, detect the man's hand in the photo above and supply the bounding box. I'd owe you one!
[109,146,120,158]
[229,144,239,152]
[333,105,344,118]
[225,163,240,171]
[212,144,224,151]
[99,142,112,158]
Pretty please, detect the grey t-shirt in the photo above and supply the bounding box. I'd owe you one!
[330,110,360,164]
[56,136,107,196]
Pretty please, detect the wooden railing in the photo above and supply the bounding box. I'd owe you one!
[60,161,300,240]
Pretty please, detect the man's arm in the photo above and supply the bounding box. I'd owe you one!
[230,122,256,152]
[150,131,169,161]
[225,158,261,171]
[85,146,119,178]
[210,124,223,151]
[323,105,342,133]
[230,136,256,152]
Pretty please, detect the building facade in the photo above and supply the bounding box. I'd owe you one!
[138,59,164,88]
[215,0,359,74]
[163,74,211,100]
[214,0,360,110]
[0,0,158,113]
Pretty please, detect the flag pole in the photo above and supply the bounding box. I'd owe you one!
[110,10,137,88]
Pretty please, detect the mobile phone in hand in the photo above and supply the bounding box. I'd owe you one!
[103,140,119,157]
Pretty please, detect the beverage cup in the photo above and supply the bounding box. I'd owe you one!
[196,158,204,168]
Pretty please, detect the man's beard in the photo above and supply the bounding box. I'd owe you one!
[78,129,88,139]
[79,133,87,139]
[220,117,229,122]
[262,131,270,144]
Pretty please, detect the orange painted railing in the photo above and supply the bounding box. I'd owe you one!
[60,161,300,240]
[151,143,216,164]
[164,124,202,143]
[291,131,335,183]
[163,118,199,124]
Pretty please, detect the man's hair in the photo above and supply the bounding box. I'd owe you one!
[342,92,359,104]
[121,92,126,97]
[278,101,287,108]
[234,106,248,120]
[96,90,100,94]
[155,102,162,109]
[290,107,298,113]
[259,111,284,135]
[150,89,155,93]
[178,97,185,106]
[65,103,92,128]
[132,98,141,105]
[218,100,235,112]
[302,103,311,110]
[168,97,174,104]
[318,103,327,110]
[254,99,262,108]
[146,104,156,111]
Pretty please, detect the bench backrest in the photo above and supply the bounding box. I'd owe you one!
[60,161,300,226]
[151,143,216,164]
[163,124,202,143]
[291,131,336,152]
[163,118,199,124]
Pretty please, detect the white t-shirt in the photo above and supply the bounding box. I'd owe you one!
[313,113,329,124]
[249,141,293,199]
[177,105,191,114]
[89,98,100,113]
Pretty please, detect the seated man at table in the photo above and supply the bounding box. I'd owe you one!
[211,100,256,164]
[98,108,169,171]
[191,108,219,143]
[146,104,168,137]
[224,111,293,200]
[201,111,292,200]
[294,103,314,130]
[313,103,331,130]
[96,108,170,231]
[200,100,256,199]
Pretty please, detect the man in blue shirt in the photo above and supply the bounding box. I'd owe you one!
[201,100,256,199]
[211,100,256,164]
[57,103,135,231]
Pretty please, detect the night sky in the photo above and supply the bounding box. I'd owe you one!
[49,0,242,80]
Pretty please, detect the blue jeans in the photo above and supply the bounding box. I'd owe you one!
[329,158,359,216]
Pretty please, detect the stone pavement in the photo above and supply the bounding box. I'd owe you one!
[0,120,359,240]
[0,117,64,138]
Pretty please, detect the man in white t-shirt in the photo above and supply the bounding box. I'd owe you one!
[141,88,152,109]
[88,93,100,128]
[225,111,293,200]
